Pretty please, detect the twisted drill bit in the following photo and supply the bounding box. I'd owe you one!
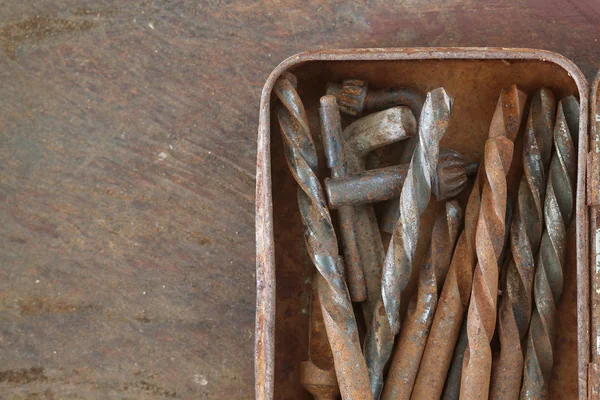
[447,198,513,400]
[381,200,462,400]
[364,88,453,398]
[460,85,527,400]
[412,86,526,400]
[320,95,366,302]
[343,107,417,325]
[490,88,556,400]
[274,72,373,400]
[520,96,579,399]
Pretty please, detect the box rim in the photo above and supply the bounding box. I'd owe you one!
[255,47,590,400]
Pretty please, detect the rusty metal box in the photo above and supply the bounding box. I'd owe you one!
[255,48,600,399]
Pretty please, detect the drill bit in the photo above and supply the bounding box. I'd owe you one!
[301,273,340,400]
[447,197,513,400]
[274,72,373,400]
[489,89,556,400]
[342,106,417,325]
[364,88,453,398]
[326,79,423,117]
[460,85,527,400]
[520,96,579,399]
[379,149,478,233]
[325,149,478,209]
[320,95,366,301]
[381,201,462,400]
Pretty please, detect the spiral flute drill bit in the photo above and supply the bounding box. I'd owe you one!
[460,85,527,400]
[412,86,526,400]
[274,72,373,400]
[520,96,579,399]
[489,88,556,400]
[381,201,462,400]
[364,87,453,399]
[446,198,513,400]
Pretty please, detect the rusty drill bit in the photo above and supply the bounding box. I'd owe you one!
[364,88,453,398]
[274,72,373,400]
[301,273,340,400]
[412,158,486,400]
[460,85,527,400]
[381,201,462,400]
[325,149,478,209]
[489,88,556,400]
[520,96,579,399]
[320,95,367,301]
[326,79,423,117]
[442,315,469,400]
[379,149,478,233]
[342,106,417,325]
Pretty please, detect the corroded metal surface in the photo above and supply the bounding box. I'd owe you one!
[490,88,556,400]
[342,107,417,325]
[274,72,372,400]
[380,150,478,232]
[364,88,453,398]
[326,79,423,117]
[521,96,579,399]
[320,95,366,301]
[381,201,462,400]
[460,85,527,399]
[326,149,476,209]
[300,273,339,400]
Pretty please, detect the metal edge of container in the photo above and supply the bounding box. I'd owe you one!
[254,47,589,400]
[588,71,600,398]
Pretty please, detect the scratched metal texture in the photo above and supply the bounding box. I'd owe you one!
[0,1,599,399]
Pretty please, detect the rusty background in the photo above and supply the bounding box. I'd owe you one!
[1,1,600,399]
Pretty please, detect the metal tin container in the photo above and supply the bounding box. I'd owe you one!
[255,48,594,399]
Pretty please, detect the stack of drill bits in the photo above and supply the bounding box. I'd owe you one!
[342,107,417,324]
[274,72,373,400]
[520,96,579,399]
[460,85,527,399]
[412,87,526,400]
[489,88,556,400]
[325,149,477,209]
[326,79,424,118]
[444,198,513,400]
[381,149,478,233]
[320,95,367,301]
[381,201,462,400]
[364,87,453,399]
[300,273,340,400]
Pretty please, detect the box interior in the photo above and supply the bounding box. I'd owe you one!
[269,58,580,399]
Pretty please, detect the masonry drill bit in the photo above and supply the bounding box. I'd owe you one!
[460,86,527,400]
[381,201,462,400]
[342,106,417,325]
[520,96,579,399]
[326,79,423,117]
[320,95,366,301]
[325,149,478,209]
[301,273,340,400]
[489,88,556,400]
[274,72,373,400]
[364,88,453,398]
